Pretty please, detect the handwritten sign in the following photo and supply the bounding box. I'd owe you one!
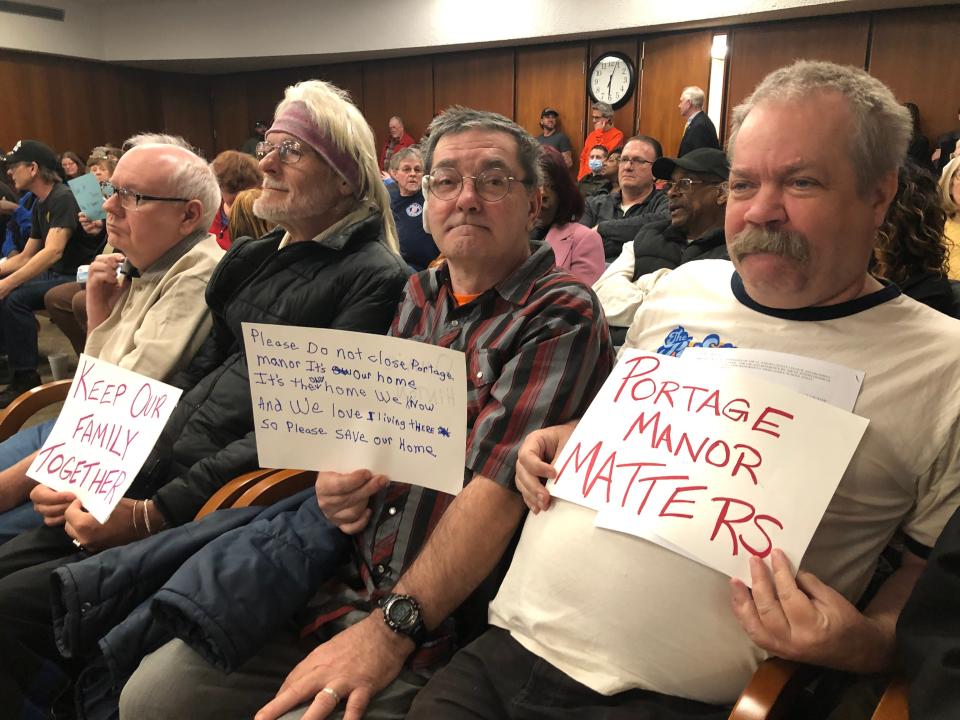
[550,350,869,584]
[27,355,182,523]
[242,323,467,496]
[67,173,106,221]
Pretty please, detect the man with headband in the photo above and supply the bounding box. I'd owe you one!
[407,61,960,718]
[0,80,408,713]
[119,106,612,720]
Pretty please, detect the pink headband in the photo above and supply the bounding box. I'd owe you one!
[268,101,360,191]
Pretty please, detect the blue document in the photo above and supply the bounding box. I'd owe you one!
[68,173,106,221]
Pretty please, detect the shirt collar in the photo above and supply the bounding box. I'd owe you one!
[277,203,377,250]
[138,228,209,281]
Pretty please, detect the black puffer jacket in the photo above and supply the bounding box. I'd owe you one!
[631,218,728,281]
[131,212,408,525]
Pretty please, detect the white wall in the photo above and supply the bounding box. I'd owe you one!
[0,0,948,70]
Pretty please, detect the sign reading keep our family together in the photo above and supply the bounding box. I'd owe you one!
[27,355,182,524]
[549,350,869,584]
[242,323,467,496]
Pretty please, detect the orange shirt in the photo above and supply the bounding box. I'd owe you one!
[578,126,625,179]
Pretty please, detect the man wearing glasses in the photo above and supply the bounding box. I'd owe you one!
[0,140,102,405]
[595,147,729,342]
[120,107,612,720]
[577,102,624,180]
[581,136,670,262]
[0,81,410,716]
[0,134,224,545]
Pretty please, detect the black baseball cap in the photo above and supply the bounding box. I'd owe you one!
[3,140,59,172]
[653,148,729,181]
[540,108,559,118]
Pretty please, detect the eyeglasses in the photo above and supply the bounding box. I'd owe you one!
[619,157,652,166]
[100,181,189,210]
[425,167,527,202]
[255,140,303,164]
[663,178,724,193]
[591,115,605,122]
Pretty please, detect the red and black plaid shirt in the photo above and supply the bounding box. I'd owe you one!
[300,243,615,664]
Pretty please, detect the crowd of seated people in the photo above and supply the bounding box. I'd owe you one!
[0,58,956,720]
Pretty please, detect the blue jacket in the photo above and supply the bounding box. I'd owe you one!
[51,490,347,719]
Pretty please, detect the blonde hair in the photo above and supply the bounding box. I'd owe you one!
[939,155,960,217]
[229,188,274,241]
[275,80,398,252]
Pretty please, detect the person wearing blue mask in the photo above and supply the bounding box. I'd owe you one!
[577,145,613,200]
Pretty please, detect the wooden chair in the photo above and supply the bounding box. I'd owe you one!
[0,379,72,442]
[193,468,281,520]
[729,658,909,720]
[231,469,315,508]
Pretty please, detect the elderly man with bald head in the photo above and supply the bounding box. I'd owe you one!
[0,133,225,545]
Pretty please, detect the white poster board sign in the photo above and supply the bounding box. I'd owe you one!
[243,323,467,496]
[27,354,182,523]
[549,350,869,584]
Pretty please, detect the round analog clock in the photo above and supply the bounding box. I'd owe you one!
[588,52,637,110]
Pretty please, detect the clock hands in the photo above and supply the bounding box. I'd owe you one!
[607,70,614,96]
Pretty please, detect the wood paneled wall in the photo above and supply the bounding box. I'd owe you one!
[2,5,957,169]
[639,31,713,157]
[869,6,960,148]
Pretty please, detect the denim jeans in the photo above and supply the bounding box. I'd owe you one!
[0,419,54,544]
[0,271,74,372]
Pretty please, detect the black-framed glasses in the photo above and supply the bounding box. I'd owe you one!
[619,156,652,166]
[100,181,189,210]
[255,140,303,164]
[663,178,725,193]
[426,167,527,202]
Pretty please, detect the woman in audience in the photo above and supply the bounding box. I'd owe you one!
[939,155,960,279]
[874,160,954,315]
[533,145,604,285]
[227,187,272,241]
[209,150,262,249]
[59,150,86,179]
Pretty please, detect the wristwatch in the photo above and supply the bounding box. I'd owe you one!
[379,592,427,645]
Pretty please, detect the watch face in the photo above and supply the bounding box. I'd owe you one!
[388,597,417,629]
[589,54,635,109]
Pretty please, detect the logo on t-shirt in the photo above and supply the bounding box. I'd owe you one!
[406,203,423,218]
[657,326,736,357]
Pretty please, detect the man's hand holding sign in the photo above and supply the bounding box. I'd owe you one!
[26,354,181,551]
[516,348,887,668]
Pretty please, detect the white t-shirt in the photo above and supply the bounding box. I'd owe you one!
[489,260,960,704]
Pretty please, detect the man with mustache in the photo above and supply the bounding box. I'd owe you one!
[594,147,728,343]
[580,136,670,262]
[407,60,960,719]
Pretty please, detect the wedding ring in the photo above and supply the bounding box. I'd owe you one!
[320,687,341,705]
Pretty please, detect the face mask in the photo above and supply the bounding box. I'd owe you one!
[588,159,604,173]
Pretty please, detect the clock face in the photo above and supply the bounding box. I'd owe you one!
[589,53,635,109]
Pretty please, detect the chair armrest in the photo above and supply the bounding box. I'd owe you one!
[870,676,908,720]
[193,468,279,520]
[728,658,815,720]
[0,379,72,442]
[233,469,315,509]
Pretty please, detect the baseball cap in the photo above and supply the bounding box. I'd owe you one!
[652,147,729,182]
[3,140,59,172]
[540,108,559,118]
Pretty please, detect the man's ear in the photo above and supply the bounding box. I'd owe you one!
[180,199,204,234]
[337,177,353,198]
[421,175,431,234]
[870,170,899,228]
[526,187,543,232]
[716,182,728,206]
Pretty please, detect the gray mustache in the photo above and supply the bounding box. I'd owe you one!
[729,227,810,263]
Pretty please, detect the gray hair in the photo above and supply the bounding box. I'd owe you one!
[940,155,960,217]
[276,80,398,252]
[422,106,543,188]
[728,60,911,195]
[390,145,422,173]
[681,86,706,109]
[593,101,615,119]
[122,133,220,230]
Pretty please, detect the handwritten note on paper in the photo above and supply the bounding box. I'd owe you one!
[27,355,182,524]
[549,350,869,585]
[242,323,467,496]
[67,173,106,221]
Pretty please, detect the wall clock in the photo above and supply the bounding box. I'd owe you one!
[588,52,637,110]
